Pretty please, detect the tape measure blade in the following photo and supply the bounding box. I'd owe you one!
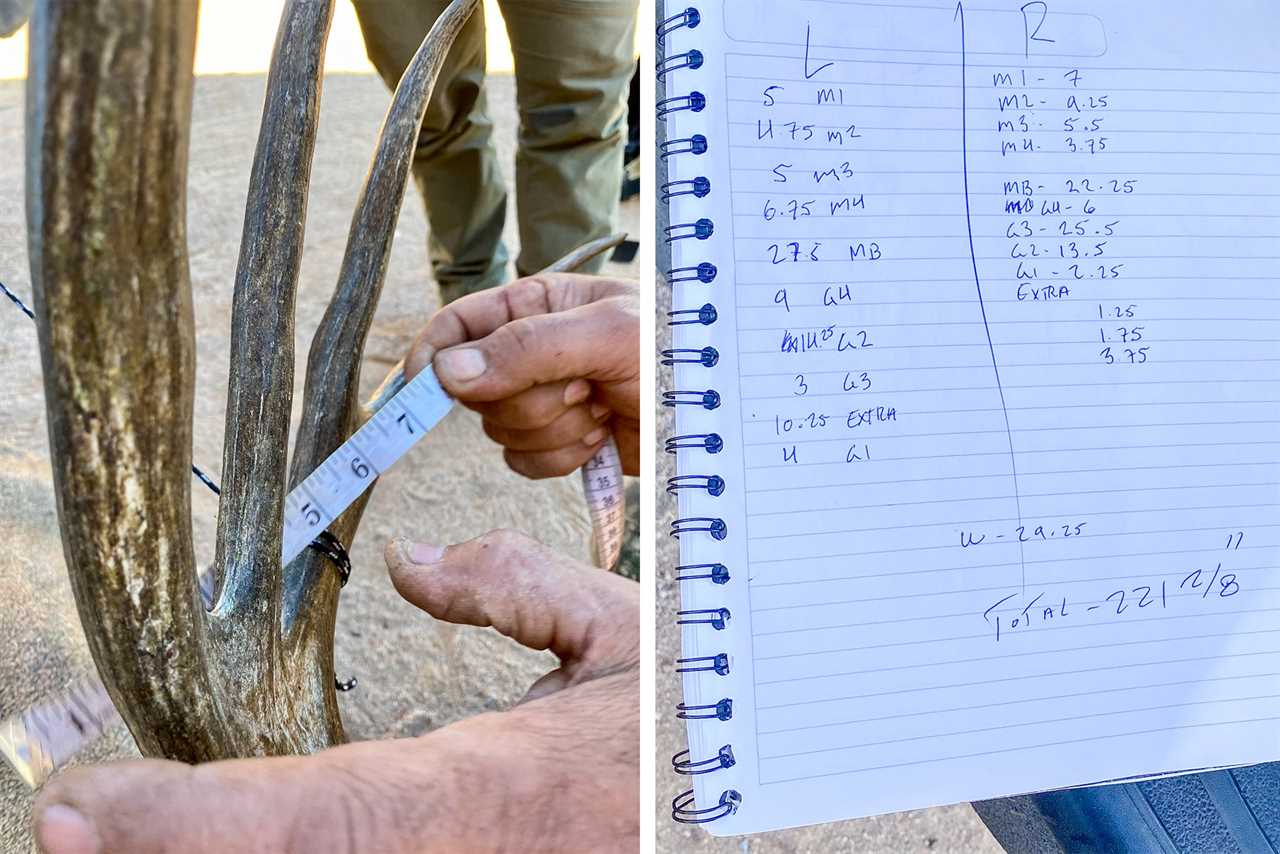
[0,677,122,788]
[281,367,456,565]
[281,490,329,565]
[396,365,453,420]
[582,438,627,570]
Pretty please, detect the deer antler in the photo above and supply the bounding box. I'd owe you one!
[26,0,593,766]
[281,0,479,677]
[206,0,337,748]
[29,0,348,760]
[26,0,218,760]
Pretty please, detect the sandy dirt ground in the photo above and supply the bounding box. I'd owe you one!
[0,72,637,851]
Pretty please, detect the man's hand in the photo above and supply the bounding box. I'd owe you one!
[406,272,639,479]
[33,532,639,854]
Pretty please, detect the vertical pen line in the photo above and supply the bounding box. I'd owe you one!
[956,2,1026,590]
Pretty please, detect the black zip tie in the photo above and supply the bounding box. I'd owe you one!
[3,278,357,689]
[306,530,351,587]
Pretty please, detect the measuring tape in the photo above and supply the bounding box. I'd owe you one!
[1,364,627,787]
[282,365,453,564]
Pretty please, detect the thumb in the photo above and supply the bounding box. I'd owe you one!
[428,298,636,404]
[384,530,638,674]
[33,751,365,854]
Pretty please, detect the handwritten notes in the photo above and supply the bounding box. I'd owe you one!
[665,0,1280,834]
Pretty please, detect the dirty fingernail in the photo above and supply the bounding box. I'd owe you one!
[583,427,608,447]
[436,348,486,382]
[36,804,100,854]
[563,379,591,406]
[408,541,446,565]
[590,403,610,420]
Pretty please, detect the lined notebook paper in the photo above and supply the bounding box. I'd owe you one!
[663,0,1280,835]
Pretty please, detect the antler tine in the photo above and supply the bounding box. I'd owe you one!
[213,0,335,626]
[282,0,479,628]
[542,232,629,273]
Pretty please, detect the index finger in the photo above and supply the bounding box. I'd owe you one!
[404,273,632,379]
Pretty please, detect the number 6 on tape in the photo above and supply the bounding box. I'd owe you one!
[281,366,454,564]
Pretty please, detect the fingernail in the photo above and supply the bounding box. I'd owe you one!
[36,804,100,854]
[590,403,610,420]
[408,541,446,565]
[404,346,434,380]
[563,379,591,407]
[583,427,608,447]
[435,348,486,383]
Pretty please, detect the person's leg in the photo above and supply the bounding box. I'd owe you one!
[352,0,509,302]
[496,0,637,276]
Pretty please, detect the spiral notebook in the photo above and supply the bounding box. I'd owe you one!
[660,0,1280,836]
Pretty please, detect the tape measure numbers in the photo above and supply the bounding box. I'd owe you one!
[284,363,625,568]
[282,366,453,564]
[582,438,626,570]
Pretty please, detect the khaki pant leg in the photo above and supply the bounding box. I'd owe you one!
[496,0,638,276]
[351,0,510,302]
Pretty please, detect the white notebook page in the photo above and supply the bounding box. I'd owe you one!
[665,0,1280,835]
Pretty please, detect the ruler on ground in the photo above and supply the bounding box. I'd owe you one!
[1,364,626,788]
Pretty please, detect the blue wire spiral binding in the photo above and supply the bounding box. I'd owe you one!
[675,562,729,584]
[673,745,736,775]
[667,474,725,496]
[677,698,733,721]
[661,346,718,367]
[677,607,730,630]
[667,303,717,326]
[664,261,717,285]
[677,653,729,676]
[660,134,708,159]
[657,91,706,119]
[672,789,742,825]
[662,389,720,410]
[661,176,711,202]
[671,517,727,540]
[657,49,704,79]
[665,433,723,454]
[661,3,740,826]
[664,218,714,242]
[657,6,700,40]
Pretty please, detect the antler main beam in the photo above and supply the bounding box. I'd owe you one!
[26,0,220,760]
